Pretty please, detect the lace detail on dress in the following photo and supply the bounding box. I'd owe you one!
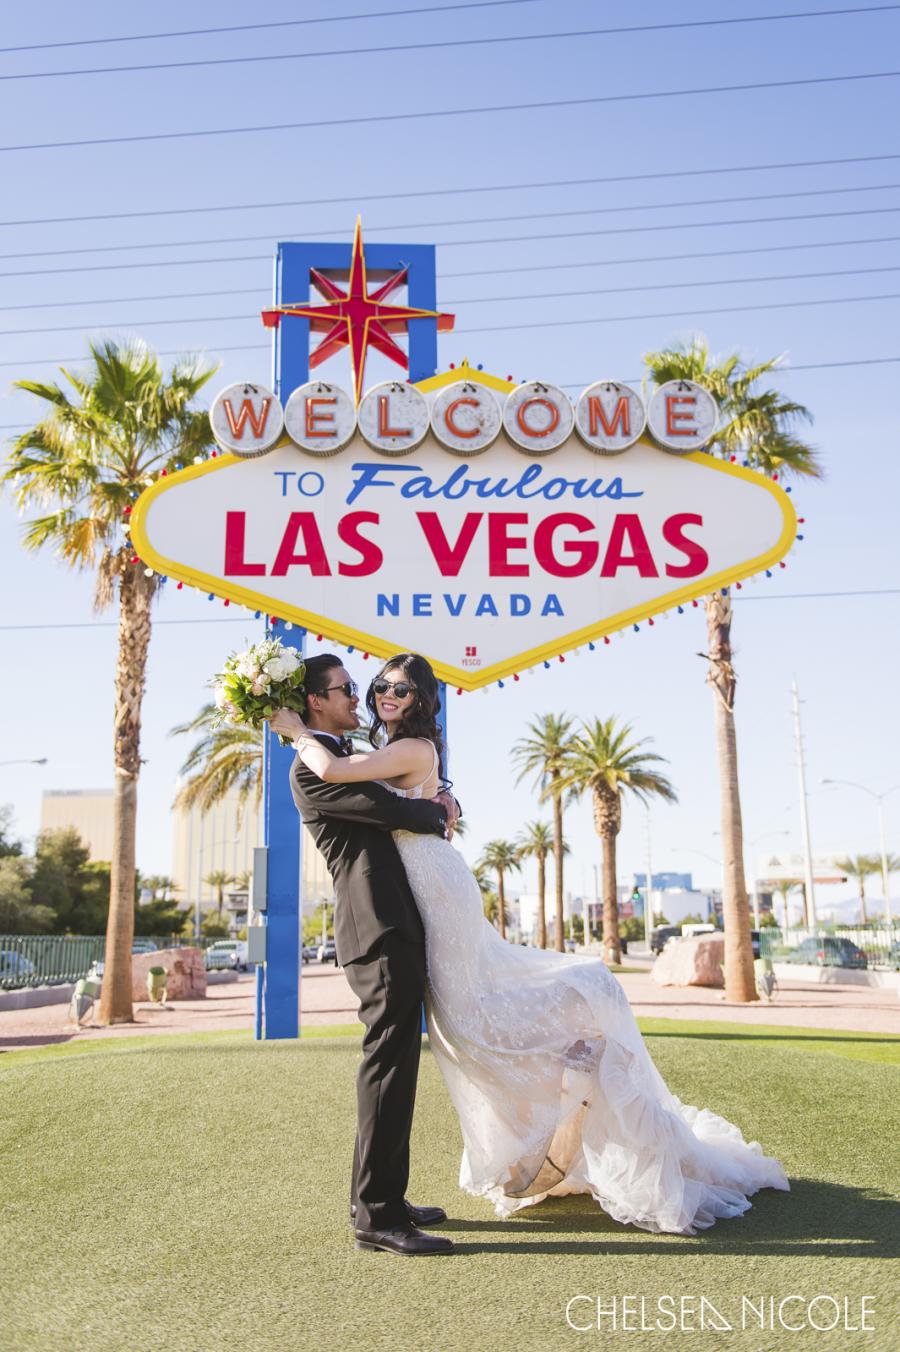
[384,822,790,1235]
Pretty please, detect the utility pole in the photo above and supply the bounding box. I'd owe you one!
[792,678,818,930]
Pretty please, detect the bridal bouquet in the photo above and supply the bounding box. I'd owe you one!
[213,637,307,732]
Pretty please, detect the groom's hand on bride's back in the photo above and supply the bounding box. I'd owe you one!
[431,790,460,840]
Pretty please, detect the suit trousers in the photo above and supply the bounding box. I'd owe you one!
[342,931,427,1230]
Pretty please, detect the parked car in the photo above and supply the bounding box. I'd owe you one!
[750,930,761,960]
[90,939,163,979]
[317,940,337,964]
[650,925,682,955]
[0,950,36,980]
[301,944,318,965]
[786,936,868,969]
[205,940,250,972]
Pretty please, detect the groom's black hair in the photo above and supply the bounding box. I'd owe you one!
[304,653,344,697]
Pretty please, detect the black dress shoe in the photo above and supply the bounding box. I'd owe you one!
[355,1224,454,1256]
[350,1201,447,1227]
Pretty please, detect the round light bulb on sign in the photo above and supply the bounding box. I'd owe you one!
[358,381,429,455]
[574,381,646,455]
[430,380,502,456]
[284,381,356,456]
[210,383,284,456]
[647,380,719,453]
[503,382,573,455]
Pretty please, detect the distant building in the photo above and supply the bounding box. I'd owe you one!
[40,789,114,861]
[171,785,334,917]
[632,871,694,892]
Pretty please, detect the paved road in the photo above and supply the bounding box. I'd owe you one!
[1,956,898,1053]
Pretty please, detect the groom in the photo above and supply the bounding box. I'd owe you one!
[272,654,458,1257]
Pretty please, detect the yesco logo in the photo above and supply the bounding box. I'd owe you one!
[209,378,720,460]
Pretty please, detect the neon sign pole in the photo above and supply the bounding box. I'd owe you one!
[259,224,450,1040]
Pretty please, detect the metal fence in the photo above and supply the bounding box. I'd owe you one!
[0,934,211,991]
[760,925,898,971]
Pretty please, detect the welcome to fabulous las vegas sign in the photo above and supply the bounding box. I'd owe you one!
[131,221,796,691]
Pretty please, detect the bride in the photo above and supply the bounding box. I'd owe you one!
[274,651,789,1236]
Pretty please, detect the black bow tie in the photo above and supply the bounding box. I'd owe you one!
[338,736,354,755]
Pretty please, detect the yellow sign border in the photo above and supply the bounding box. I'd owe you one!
[130,364,797,691]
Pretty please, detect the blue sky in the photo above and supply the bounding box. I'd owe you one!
[0,0,898,910]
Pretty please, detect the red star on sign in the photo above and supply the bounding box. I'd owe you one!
[261,217,454,403]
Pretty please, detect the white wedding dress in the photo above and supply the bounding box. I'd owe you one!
[384,747,789,1236]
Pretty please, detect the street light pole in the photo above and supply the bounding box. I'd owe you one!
[792,678,818,930]
[821,778,899,928]
[645,807,654,947]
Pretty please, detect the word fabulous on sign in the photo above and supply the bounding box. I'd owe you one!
[209,377,719,459]
[133,367,795,690]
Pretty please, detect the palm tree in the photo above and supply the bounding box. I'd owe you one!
[141,874,180,902]
[512,715,575,952]
[204,869,237,924]
[772,877,802,931]
[516,821,552,948]
[561,717,676,964]
[477,840,521,941]
[834,854,881,925]
[171,704,263,822]
[517,820,570,948]
[643,338,822,1000]
[4,341,216,1023]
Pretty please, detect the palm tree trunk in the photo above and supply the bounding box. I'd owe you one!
[706,590,757,1003]
[859,879,867,926]
[98,558,154,1025]
[497,869,506,941]
[601,830,621,964]
[537,855,547,949]
[552,787,565,952]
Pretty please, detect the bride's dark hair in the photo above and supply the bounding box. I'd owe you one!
[366,652,444,773]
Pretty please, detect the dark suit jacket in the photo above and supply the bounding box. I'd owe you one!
[290,738,447,965]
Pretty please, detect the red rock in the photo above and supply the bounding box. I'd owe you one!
[651,935,725,988]
[131,947,207,1001]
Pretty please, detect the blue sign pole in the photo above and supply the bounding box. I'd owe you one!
[257,235,443,1040]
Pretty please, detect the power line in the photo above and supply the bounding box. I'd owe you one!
[0,588,896,631]
[5,181,900,264]
[9,262,900,323]
[5,8,898,83]
[4,230,900,285]
[7,264,900,338]
[457,290,900,336]
[3,207,900,285]
[3,151,898,231]
[2,70,898,156]
[0,0,553,55]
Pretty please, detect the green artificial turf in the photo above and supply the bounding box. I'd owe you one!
[1,1026,898,1352]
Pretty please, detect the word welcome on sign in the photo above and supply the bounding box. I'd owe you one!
[209,376,719,459]
[132,368,795,688]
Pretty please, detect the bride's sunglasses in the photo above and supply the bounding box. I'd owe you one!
[371,678,417,700]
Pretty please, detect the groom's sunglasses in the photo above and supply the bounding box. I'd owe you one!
[371,678,416,699]
[321,680,358,699]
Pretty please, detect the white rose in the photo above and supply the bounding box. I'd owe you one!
[279,648,300,673]
[264,656,288,682]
